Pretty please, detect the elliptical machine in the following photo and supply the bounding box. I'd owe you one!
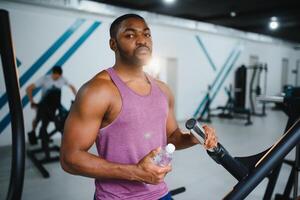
[186,87,300,199]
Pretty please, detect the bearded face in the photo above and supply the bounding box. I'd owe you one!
[112,18,153,67]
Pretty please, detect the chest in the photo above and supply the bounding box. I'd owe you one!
[102,83,168,129]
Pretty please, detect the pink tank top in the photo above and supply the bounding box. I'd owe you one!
[94,67,169,200]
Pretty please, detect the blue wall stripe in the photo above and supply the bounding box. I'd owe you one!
[1,95,8,110]
[210,50,242,102]
[193,95,209,117]
[194,48,241,117]
[209,46,238,94]
[0,19,85,110]
[0,115,10,135]
[55,21,101,66]
[16,58,21,67]
[0,21,101,134]
[193,44,239,117]
[19,19,85,86]
[195,50,241,118]
[195,35,217,71]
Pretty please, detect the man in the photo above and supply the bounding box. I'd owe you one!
[60,14,217,200]
[26,66,77,134]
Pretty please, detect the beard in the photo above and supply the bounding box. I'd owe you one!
[116,43,151,66]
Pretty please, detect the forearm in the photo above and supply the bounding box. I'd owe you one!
[70,85,77,96]
[60,150,142,181]
[26,90,34,103]
[167,128,199,150]
[26,86,35,104]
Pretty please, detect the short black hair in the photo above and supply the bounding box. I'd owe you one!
[110,14,145,39]
[52,66,63,75]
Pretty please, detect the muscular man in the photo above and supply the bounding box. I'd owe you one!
[60,14,217,200]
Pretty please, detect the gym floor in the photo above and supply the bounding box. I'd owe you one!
[0,108,298,200]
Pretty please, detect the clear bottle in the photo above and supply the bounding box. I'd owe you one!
[153,143,176,167]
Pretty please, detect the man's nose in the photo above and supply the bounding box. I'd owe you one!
[136,34,147,45]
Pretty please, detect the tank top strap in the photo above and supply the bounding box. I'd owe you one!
[144,73,162,96]
[106,67,129,96]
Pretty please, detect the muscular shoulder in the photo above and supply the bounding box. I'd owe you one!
[80,71,113,96]
[73,70,115,116]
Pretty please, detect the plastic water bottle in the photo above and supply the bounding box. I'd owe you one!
[153,143,176,167]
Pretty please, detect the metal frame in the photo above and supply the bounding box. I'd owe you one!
[0,9,25,200]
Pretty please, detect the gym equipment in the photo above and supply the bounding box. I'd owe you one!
[199,83,252,126]
[234,65,247,109]
[248,63,268,116]
[222,63,268,118]
[186,118,249,180]
[198,65,256,125]
[198,65,253,125]
[215,84,252,126]
[186,87,300,199]
[0,9,25,200]
[224,119,300,200]
[170,187,186,200]
[264,87,300,200]
[256,95,284,104]
[27,88,69,178]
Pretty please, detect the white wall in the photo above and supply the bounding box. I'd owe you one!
[0,1,299,146]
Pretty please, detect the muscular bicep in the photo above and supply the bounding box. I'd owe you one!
[63,106,101,151]
[62,83,110,153]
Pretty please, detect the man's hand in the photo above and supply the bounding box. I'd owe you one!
[202,125,218,149]
[135,148,172,185]
[30,102,38,109]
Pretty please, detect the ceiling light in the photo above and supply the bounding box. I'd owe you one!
[230,11,236,17]
[269,21,279,30]
[163,0,176,4]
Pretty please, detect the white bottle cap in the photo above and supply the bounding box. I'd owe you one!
[165,143,175,154]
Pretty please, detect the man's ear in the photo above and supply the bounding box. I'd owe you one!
[109,38,117,51]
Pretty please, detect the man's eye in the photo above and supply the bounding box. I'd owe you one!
[126,34,134,38]
[145,33,151,37]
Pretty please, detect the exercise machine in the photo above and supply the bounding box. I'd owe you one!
[214,84,252,126]
[27,88,69,178]
[198,65,252,126]
[186,87,300,199]
[260,87,300,200]
[220,65,252,126]
[248,63,268,116]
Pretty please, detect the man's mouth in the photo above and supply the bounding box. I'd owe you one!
[135,46,150,54]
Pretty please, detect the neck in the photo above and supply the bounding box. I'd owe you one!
[113,60,145,78]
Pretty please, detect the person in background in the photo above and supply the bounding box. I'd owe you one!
[26,66,76,135]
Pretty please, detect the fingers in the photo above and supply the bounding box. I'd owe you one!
[163,163,172,173]
[157,163,172,173]
[202,125,218,149]
[137,148,172,185]
[153,164,172,184]
[150,147,161,158]
[138,164,172,185]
